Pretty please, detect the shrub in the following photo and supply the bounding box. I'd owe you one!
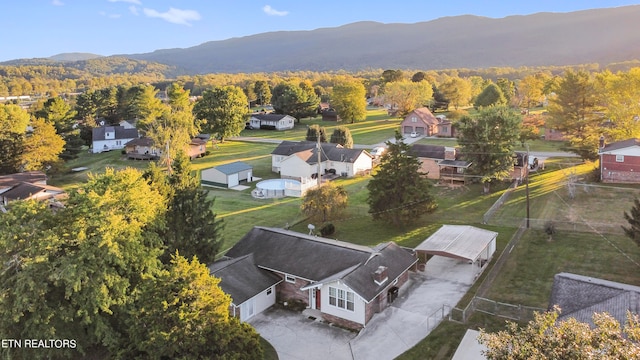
[320,223,335,236]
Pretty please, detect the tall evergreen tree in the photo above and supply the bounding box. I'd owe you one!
[330,126,354,148]
[367,132,437,227]
[623,197,640,247]
[162,152,224,265]
[306,124,327,143]
[547,70,604,160]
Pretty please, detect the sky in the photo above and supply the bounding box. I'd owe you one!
[1,0,639,62]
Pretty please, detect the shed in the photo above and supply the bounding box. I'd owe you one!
[201,161,253,188]
[415,225,497,264]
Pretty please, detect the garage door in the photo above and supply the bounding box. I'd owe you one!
[228,173,239,188]
[415,127,425,135]
[403,126,413,134]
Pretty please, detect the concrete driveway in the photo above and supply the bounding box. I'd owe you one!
[250,256,484,360]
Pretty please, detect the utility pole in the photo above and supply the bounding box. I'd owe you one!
[526,143,530,228]
[316,134,322,186]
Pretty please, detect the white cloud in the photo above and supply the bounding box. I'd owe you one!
[129,5,139,15]
[107,0,142,4]
[52,0,64,6]
[143,7,201,26]
[263,5,289,16]
[99,11,122,19]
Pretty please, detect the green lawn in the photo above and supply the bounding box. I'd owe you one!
[240,108,400,146]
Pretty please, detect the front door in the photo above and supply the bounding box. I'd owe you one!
[315,289,321,310]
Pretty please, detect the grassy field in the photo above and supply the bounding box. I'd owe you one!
[241,107,401,146]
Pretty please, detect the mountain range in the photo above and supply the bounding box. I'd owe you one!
[6,6,640,75]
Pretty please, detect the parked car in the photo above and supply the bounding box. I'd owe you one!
[245,122,254,130]
[410,131,418,138]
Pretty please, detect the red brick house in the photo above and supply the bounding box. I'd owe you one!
[410,144,471,183]
[212,227,417,329]
[599,138,640,183]
[401,107,455,137]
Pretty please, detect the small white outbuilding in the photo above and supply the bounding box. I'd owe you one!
[201,162,253,188]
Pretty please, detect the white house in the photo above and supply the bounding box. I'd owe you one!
[215,227,417,329]
[201,162,253,188]
[249,114,296,131]
[209,254,281,322]
[271,141,372,179]
[92,125,139,153]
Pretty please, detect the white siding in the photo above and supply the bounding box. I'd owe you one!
[201,168,227,185]
[602,146,640,156]
[321,281,366,326]
[280,156,319,179]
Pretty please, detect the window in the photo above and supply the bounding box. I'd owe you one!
[328,286,354,311]
[616,155,625,162]
[116,140,122,146]
[411,116,417,123]
[442,126,448,133]
[285,275,296,283]
[266,288,272,295]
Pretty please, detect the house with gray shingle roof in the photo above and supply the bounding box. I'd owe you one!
[209,254,282,321]
[410,144,471,183]
[201,161,253,188]
[214,226,417,329]
[91,125,139,153]
[271,141,372,180]
[549,272,640,327]
[249,114,296,130]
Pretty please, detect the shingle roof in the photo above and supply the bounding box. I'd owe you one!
[0,171,47,189]
[213,161,253,175]
[252,114,290,121]
[600,138,640,153]
[1,182,64,201]
[410,144,446,159]
[271,141,319,156]
[273,141,367,164]
[209,254,282,305]
[549,272,640,326]
[224,227,417,302]
[125,137,155,147]
[92,125,139,141]
[407,107,439,126]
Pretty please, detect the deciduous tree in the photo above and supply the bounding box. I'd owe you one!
[474,83,506,108]
[124,254,262,359]
[302,182,349,223]
[458,106,521,193]
[271,82,320,122]
[383,80,434,118]
[20,118,65,171]
[479,306,640,359]
[254,80,272,106]
[331,79,367,123]
[367,132,437,227]
[439,77,472,110]
[194,85,248,142]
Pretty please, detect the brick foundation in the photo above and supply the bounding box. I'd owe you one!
[322,312,363,331]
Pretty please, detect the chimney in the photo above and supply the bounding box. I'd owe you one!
[599,135,605,149]
[444,147,456,161]
[373,266,388,286]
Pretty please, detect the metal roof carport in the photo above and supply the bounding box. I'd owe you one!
[415,225,498,263]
